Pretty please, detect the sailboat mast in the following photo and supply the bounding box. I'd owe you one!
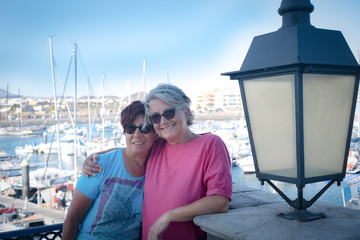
[101,74,105,145]
[73,43,78,183]
[6,84,9,125]
[18,89,22,132]
[166,68,170,83]
[143,59,146,96]
[137,59,146,100]
[49,36,62,169]
[87,77,92,140]
[128,79,131,105]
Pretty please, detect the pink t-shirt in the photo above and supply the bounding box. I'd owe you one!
[142,132,232,240]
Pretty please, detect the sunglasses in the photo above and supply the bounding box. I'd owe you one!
[123,124,153,134]
[149,107,182,124]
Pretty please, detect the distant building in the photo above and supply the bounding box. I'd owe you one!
[33,106,43,112]
[196,91,215,112]
[21,104,35,113]
[219,88,243,113]
[195,88,243,113]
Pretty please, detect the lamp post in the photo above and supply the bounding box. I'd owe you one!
[223,0,360,221]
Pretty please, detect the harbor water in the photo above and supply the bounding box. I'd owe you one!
[0,121,355,208]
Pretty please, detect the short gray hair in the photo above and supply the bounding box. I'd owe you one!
[145,83,194,126]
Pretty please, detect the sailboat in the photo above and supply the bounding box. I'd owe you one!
[95,74,116,136]
[45,37,82,182]
[5,93,46,137]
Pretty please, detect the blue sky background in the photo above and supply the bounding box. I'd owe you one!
[0,0,359,99]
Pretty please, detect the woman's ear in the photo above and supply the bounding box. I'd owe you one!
[185,108,191,121]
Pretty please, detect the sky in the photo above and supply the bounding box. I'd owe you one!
[0,0,359,99]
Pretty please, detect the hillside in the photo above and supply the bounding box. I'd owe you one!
[0,88,145,100]
[0,88,17,98]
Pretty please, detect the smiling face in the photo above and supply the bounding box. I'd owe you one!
[148,98,190,145]
[125,113,155,157]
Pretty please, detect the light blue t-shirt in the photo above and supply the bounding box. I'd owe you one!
[76,148,145,240]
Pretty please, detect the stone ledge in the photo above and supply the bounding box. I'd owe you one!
[194,187,360,240]
[230,187,282,209]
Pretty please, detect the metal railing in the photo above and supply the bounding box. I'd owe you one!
[0,223,63,240]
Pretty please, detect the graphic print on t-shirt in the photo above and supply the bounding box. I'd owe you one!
[89,177,143,238]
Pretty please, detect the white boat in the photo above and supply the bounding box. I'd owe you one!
[0,150,19,164]
[6,126,46,137]
[46,122,72,133]
[347,150,360,174]
[36,142,74,156]
[95,120,115,132]
[0,155,36,177]
[212,122,236,141]
[84,139,125,157]
[63,126,88,136]
[0,161,24,171]
[235,155,255,173]
[235,121,249,140]
[0,128,8,136]
[0,150,12,160]
[29,167,74,188]
[9,167,74,189]
[237,141,252,157]
[6,128,32,136]
[15,145,36,155]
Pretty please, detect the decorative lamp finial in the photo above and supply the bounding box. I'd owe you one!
[278,0,314,28]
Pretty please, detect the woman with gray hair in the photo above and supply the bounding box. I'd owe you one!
[143,83,232,240]
[83,83,232,240]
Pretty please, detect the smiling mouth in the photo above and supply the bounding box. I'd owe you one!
[160,123,175,131]
[132,141,145,145]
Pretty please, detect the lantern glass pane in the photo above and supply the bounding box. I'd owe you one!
[244,74,297,178]
[303,74,355,178]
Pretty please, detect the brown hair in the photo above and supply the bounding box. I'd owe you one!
[120,101,146,130]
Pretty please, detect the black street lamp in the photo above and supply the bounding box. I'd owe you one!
[223,0,360,221]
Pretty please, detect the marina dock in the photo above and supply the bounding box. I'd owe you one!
[0,194,65,226]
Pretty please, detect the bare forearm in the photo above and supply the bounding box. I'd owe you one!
[167,195,229,222]
[148,195,229,240]
[62,189,93,240]
[62,217,81,240]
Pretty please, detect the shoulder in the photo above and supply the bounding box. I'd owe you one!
[198,133,229,157]
[98,148,123,167]
[100,148,123,158]
[200,132,224,144]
